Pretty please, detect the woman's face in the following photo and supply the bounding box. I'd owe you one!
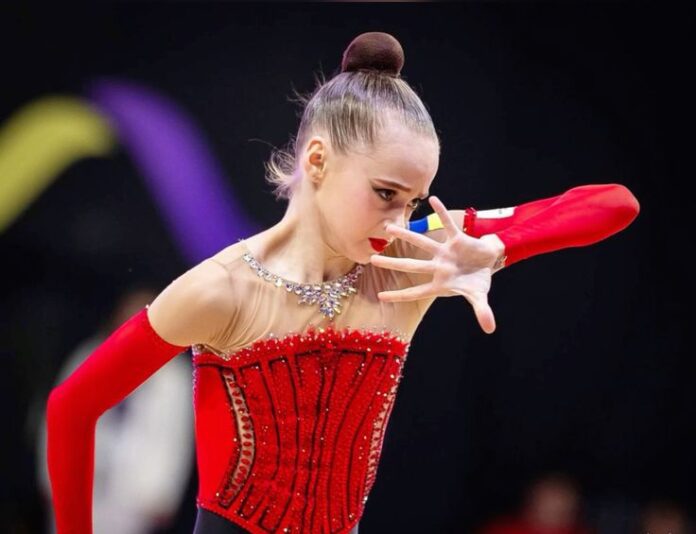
[310,119,440,264]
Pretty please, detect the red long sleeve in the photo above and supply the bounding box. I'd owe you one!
[46,307,187,534]
[464,183,640,266]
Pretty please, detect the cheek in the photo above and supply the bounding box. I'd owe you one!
[340,198,373,237]
[355,191,384,227]
[321,180,382,244]
[320,186,371,235]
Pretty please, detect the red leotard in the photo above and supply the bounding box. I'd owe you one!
[46,183,639,533]
[191,326,406,533]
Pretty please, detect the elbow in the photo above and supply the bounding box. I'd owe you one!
[588,183,640,229]
[47,382,98,431]
[46,387,63,444]
[571,183,640,235]
[46,385,69,431]
[611,183,640,227]
[572,183,640,216]
[46,385,63,419]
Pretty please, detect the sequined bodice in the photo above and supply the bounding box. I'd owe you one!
[191,325,409,534]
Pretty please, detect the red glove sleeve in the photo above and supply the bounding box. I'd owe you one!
[46,307,188,534]
[463,183,640,266]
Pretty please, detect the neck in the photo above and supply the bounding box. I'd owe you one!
[246,192,357,284]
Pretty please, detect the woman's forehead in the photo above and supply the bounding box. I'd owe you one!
[370,130,439,179]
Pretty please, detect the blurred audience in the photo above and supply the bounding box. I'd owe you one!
[32,287,195,534]
[479,472,592,534]
[639,499,692,534]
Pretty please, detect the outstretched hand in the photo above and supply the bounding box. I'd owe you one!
[369,196,504,334]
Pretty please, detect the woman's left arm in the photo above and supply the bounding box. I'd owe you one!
[409,183,640,269]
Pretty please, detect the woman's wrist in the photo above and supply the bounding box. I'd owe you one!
[479,234,507,272]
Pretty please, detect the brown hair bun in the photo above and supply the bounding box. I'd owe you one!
[341,32,405,77]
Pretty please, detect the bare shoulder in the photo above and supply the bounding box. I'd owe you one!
[147,248,241,347]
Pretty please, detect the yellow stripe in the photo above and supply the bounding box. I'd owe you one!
[426,212,444,231]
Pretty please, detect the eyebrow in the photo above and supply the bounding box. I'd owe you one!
[374,178,430,199]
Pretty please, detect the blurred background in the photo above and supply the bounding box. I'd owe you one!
[1,2,692,533]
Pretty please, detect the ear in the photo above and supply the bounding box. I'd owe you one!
[303,136,328,183]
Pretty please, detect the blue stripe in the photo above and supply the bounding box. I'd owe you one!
[408,217,429,233]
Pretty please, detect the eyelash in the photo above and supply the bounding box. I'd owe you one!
[374,188,424,210]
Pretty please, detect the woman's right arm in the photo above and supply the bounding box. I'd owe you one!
[46,259,233,534]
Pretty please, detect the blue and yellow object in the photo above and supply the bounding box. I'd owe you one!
[408,213,444,233]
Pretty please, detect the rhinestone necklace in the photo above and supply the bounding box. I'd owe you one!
[241,247,364,320]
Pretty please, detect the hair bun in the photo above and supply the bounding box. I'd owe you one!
[341,32,404,77]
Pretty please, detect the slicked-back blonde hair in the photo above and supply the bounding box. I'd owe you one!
[265,70,440,201]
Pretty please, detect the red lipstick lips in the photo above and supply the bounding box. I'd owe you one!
[369,238,389,252]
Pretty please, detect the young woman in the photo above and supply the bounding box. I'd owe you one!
[46,32,640,534]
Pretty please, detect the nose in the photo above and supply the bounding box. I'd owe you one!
[384,213,406,232]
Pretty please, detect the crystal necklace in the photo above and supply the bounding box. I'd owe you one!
[241,245,364,320]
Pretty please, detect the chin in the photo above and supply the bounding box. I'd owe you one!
[350,252,371,266]
[346,246,372,266]
[343,238,379,265]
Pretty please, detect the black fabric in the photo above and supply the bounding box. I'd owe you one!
[193,508,250,534]
[192,507,360,533]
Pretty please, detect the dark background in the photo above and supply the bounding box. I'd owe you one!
[1,2,692,532]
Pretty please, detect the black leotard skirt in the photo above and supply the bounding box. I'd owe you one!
[193,508,360,533]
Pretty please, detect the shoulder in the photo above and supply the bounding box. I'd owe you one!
[147,244,246,347]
